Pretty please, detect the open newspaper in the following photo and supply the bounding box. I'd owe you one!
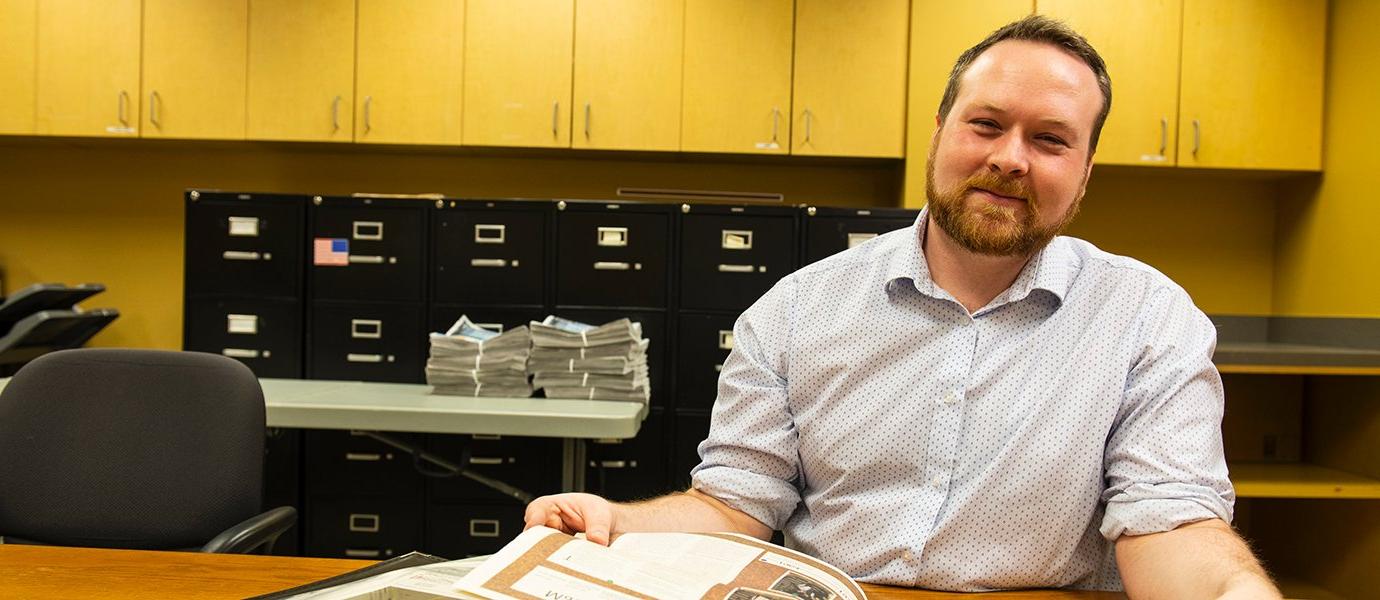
[454,526,868,600]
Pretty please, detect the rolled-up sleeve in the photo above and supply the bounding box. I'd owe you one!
[1100,286,1235,540]
[690,275,803,530]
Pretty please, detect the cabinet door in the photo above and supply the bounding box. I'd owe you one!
[246,0,355,142]
[141,0,248,139]
[572,0,684,151]
[1179,0,1325,170]
[357,0,465,145]
[1038,0,1179,167]
[681,0,792,154]
[901,0,1030,208]
[0,0,36,135]
[463,0,574,148]
[35,0,141,137]
[792,0,908,158]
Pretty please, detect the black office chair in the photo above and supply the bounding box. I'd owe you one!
[0,348,296,553]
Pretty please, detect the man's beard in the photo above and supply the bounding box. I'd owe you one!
[925,147,1082,257]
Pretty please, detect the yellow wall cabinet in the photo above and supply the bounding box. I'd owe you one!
[792,0,909,158]
[1178,0,1325,171]
[0,0,36,135]
[35,0,141,137]
[463,0,574,148]
[681,0,793,155]
[1037,0,1180,167]
[141,0,248,140]
[572,0,684,151]
[246,0,355,142]
[357,0,465,145]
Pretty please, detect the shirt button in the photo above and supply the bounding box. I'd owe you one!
[901,550,913,561]
[941,391,957,405]
[932,475,944,488]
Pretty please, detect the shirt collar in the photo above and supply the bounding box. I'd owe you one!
[883,207,1078,308]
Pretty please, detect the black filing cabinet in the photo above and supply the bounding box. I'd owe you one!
[586,411,672,501]
[310,196,428,304]
[678,204,797,312]
[801,205,918,266]
[309,301,425,383]
[426,503,527,558]
[184,191,306,299]
[433,199,550,307]
[554,201,673,309]
[304,431,425,558]
[674,313,738,411]
[184,297,302,378]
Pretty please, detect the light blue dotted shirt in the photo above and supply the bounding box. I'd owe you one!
[690,211,1234,591]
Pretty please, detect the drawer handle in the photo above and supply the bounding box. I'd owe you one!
[594,261,630,271]
[344,549,382,558]
[717,264,754,273]
[474,224,506,244]
[347,353,384,363]
[714,363,723,372]
[353,221,384,241]
[590,460,634,469]
[721,229,753,250]
[469,456,507,466]
[351,319,382,339]
[596,226,628,247]
[227,314,260,335]
[345,452,382,461]
[222,348,259,359]
[718,330,734,350]
[228,216,260,237]
[348,255,385,265]
[348,513,381,533]
[222,250,262,261]
[847,232,878,248]
[470,258,507,268]
[469,519,501,538]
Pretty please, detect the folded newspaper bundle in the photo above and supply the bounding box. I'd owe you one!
[528,316,650,403]
[426,316,533,398]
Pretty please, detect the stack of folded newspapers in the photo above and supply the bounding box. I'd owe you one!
[528,316,650,403]
[426,316,533,397]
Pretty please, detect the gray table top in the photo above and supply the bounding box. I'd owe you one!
[0,377,648,439]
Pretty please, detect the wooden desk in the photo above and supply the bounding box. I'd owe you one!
[0,545,1125,599]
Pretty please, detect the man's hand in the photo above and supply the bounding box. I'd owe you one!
[524,493,619,545]
[524,489,773,545]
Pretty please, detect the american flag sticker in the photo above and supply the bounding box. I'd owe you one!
[314,238,349,266]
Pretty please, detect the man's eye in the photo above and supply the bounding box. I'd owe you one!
[972,120,1000,131]
[1038,135,1069,147]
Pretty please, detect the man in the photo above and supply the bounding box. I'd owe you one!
[525,16,1279,598]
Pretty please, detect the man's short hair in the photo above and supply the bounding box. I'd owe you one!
[937,15,1112,154]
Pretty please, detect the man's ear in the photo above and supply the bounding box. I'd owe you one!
[931,114,942,144]
[1081,158,1095,195]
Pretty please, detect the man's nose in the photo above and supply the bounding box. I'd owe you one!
[987,133,1030,177]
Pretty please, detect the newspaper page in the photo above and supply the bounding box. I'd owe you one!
[454,526,867,600]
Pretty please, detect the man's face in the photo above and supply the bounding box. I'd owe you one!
[926,39,1102,257]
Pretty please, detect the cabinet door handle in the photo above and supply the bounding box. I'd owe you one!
[222,348,259,359]
[348,255,385,264]
[771,107,780,143]
[1192,119,1200,157]
[470,258,507,268]
[347,353,383,363]
[117,90,130,126]
[344,549,381,558]
[149,91,161,128]
[584,102,591,138]
[332,95,342,131]
[1159,117,1167,156]
[803,108,812,144]
[469,456,506,466]
[717,264,754,273]
[345,452,383,461]
[222,250,262,261]
[552,101,559,138]
[364,96,372,133]
[593,261,630,271]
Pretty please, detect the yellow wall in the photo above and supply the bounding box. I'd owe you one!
[0,139,900,350]
[1273,0,1380,318]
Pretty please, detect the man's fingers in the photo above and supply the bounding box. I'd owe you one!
[523,493,616,545]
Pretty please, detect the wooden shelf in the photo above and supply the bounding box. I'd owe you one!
[1215,342,1380,376]
[1231,462,1380,499]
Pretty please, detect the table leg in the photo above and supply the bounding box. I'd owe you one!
[561,438,588,493]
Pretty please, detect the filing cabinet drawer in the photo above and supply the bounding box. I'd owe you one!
[184,191,306,299]
[675,313,738,411]
[673,412,713,489]
[556,308,668,409]
[183,297,303,378]
[426,503,526,558]
[311,196,428,303]
[429,305,548,338]
[309,302,425,383]
[304,430,424,496]
[679,207,797,312]
[305,495,423,560]
[555,202,672,308]
[263,427,302,555]
[428,434,563,504]
[433,200,549,306]
[802,205,918,265]
[586,411,670,501]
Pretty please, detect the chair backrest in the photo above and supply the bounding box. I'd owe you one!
[0,348,266,550]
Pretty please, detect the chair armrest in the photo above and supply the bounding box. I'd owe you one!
[200,506,297,554]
